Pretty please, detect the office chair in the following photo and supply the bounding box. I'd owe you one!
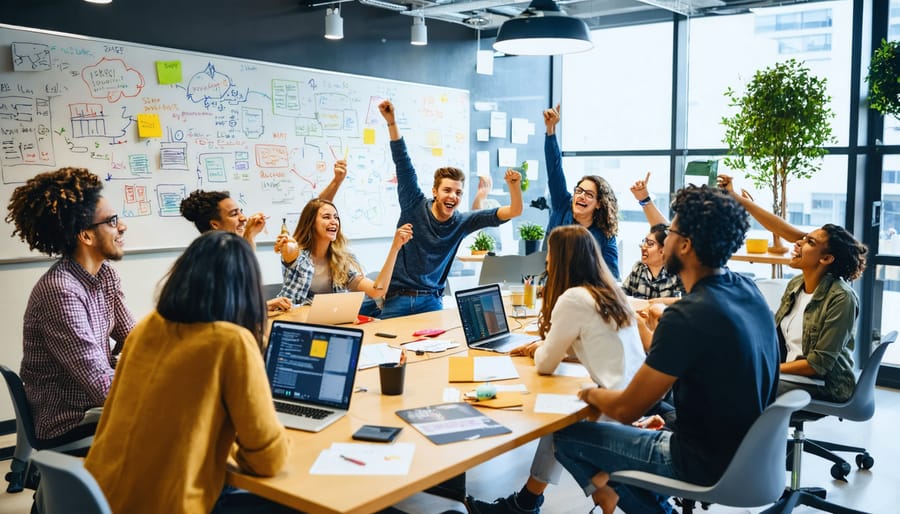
[478,251,546,287]
[754,278,791,314]
[262,283,284,300]
[765,330,896,513]
[0,365,93,493]
[609,390,811,514]
[30,450,111,514]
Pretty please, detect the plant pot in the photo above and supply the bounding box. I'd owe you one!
[524,240,540,255]
[471,249,488,256]
[768,233,790,254]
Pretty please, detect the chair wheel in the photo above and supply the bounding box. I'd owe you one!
[831,462,851,480]
[856,453,874,470]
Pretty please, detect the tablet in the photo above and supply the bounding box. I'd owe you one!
[352,424,402,443]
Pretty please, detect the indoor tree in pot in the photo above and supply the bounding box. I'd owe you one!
[518,222,545,255]
[722,58,836,253]
[469,231,496,255]
[866,39,900,120]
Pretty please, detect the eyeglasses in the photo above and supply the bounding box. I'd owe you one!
[664,225,689,239]
[88,214,119,229]
[639,238,658,248]
[573,186,596,201]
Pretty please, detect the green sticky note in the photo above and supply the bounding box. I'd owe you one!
[156,60,182,85]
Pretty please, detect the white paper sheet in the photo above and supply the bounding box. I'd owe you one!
[525,159,539,180]
[490,111,507,139]
[498,148,517,167]
[476,49,494,75]
[403,339,460,353]
[511,117,529,144]
[310,442,415,475]
[473,355,519,381]
[533,394,587,414]
[358,343,401,370]
[476,151,490,176]
[552,362,590,378]
[476,128,490,142]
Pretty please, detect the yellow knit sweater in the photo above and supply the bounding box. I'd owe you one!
[85,312,289,514]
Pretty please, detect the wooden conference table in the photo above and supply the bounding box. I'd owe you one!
[227,308,591,514]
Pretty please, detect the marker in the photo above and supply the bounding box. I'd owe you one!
[340,454,366,466]
[375,332,397,338]
[343,145,349,160]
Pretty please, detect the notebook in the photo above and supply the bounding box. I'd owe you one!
[306,291,365,325]
[454,284,539,353]
[264,320,363,432]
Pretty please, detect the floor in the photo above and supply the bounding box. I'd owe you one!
[2,387,898,514]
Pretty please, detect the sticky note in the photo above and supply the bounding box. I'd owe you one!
[155,60,182,84]
[431,147,443,157]
[363,127,376,145]
[136,114,162,138]
[310,338,328,358]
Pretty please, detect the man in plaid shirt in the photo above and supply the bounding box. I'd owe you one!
[7,167,135,441]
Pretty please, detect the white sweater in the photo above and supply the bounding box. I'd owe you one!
[533,286,645,390]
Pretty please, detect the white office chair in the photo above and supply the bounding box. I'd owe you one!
[754,278,790,314]
[610,390,811,514]
[30,450,111,514]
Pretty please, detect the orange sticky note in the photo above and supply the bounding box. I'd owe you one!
[363,128,376,145]
[136,114,162,138]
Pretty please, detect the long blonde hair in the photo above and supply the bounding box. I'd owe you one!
[538,225,633,338]
[292,199,361,288]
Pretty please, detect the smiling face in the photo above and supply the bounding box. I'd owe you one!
[571,179,599,221]
[210,197,246,236]
[90,196,127,261]
[790,228,833,271]
[314,202,341,242]
[640,231,665,268]
[431,178,464,221]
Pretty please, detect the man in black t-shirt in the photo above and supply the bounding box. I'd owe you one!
[552,185,780,514]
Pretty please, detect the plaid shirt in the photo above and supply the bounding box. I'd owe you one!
[277,249,358,305]
[621,261,684,300]
[21,257,135,439]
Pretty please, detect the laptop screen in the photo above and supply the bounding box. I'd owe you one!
[455,284,512,344]
[264,321,363,410]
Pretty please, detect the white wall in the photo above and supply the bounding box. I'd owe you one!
[0,237,392,422]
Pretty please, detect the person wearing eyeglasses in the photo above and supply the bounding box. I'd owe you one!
[544,105,620,278]
[621,223,684,303]
[6,167,136,444]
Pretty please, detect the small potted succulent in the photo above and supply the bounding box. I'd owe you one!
[518,222,545,255]
[469,231,496,255]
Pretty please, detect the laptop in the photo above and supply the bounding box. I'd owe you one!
[454,283,539,353]
[264,320,363,432]
[306,291,365,325]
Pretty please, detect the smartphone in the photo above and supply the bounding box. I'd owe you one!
[352,424,402,443]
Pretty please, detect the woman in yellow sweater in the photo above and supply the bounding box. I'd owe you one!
[83,231,294,514]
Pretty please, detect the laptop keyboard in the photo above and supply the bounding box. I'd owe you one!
[274,401,333,419]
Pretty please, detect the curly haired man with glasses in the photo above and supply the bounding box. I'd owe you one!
[6,167,135,443]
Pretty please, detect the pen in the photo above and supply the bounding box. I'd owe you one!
[399,348,407,366]
[340,454,366,466]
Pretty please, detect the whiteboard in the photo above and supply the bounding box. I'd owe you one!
[0,24,469,261]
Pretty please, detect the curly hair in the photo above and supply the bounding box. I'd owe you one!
[180,190,230,233]
[292,199,362,288]
[578,176,618,239]
[432,167,466,191]
[538,225,633,339]
[6,167,103,257]
[670,185,749,268]
[821,224,867,281]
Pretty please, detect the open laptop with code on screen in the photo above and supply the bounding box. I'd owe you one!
[454,283,539,353]
[264,320,363,432]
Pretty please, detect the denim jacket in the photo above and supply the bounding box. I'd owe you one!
[774,273,858,402]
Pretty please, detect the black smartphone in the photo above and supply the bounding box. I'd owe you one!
[351,424,402,443]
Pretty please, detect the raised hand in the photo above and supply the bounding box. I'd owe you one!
[244,212,267,240]
[392,223,413,248]
[504,168,522,189]
[378,100,395,123]
[631,171,651,201]
[333,159,347,182]
[543,104,561,133]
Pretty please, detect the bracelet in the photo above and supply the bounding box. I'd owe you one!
[387,122,396,126]
[638,196,652,206]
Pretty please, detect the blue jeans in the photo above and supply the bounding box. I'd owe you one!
[213,486,301,514]
[553,421,675,514]
[379,293,443,319]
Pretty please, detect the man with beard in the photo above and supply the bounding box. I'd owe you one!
[377,100,523,318]
[550,185,779,514]
[6,167,136,442]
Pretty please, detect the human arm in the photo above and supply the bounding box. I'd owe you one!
[495,169,524,220]
[544,112,571,212]
[717,174,805,243]
[351,223,413,298]
[379,100,401,141]
[472,175,492,210]
[108,272,136,356]
[578,363,677,424]
[630,172,668,226]
[266,297,292,313]
[318,159,347,202]
[533,291,588,374]
[277,252,314,305]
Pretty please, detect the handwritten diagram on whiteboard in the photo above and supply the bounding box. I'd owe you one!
[0,24,469,260]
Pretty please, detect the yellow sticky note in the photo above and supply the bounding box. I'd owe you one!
[310,338,328,358]
[431,147,443,157]
[425,130,441,148]
[136,114,162,138]
[363,127,376,145]
[155,60,182,84]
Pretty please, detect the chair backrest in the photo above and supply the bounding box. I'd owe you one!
[30,450,111,514]
[710,389,811,507]
[478,251,546,286]
[753,278,790,314]
[262,283,283,300]
[806,330,897,420]
[0,365,38,456]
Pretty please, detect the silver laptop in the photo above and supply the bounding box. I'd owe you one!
[264,320,363,432]
[306,291,365,325]
[454,284,539,353]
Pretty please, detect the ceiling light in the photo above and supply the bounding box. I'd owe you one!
[84,0,113,4]
[493,0,593,56]
[325,7,344,40]
[411,16,428,46]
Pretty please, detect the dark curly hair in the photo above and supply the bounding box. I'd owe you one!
[6,167,103,257]
[578,176,618,238]
[670,185,749,268]
[821,224,867,281]
[180,190,230,232]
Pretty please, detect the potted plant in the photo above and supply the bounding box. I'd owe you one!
[469,231,496,255]
[722,58,835,253]
[866,39,900,119]
[518,222,545,255]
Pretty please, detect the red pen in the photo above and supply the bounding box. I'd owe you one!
[340,454,366,466]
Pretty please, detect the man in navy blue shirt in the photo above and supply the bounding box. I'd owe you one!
[377,100,523,318]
